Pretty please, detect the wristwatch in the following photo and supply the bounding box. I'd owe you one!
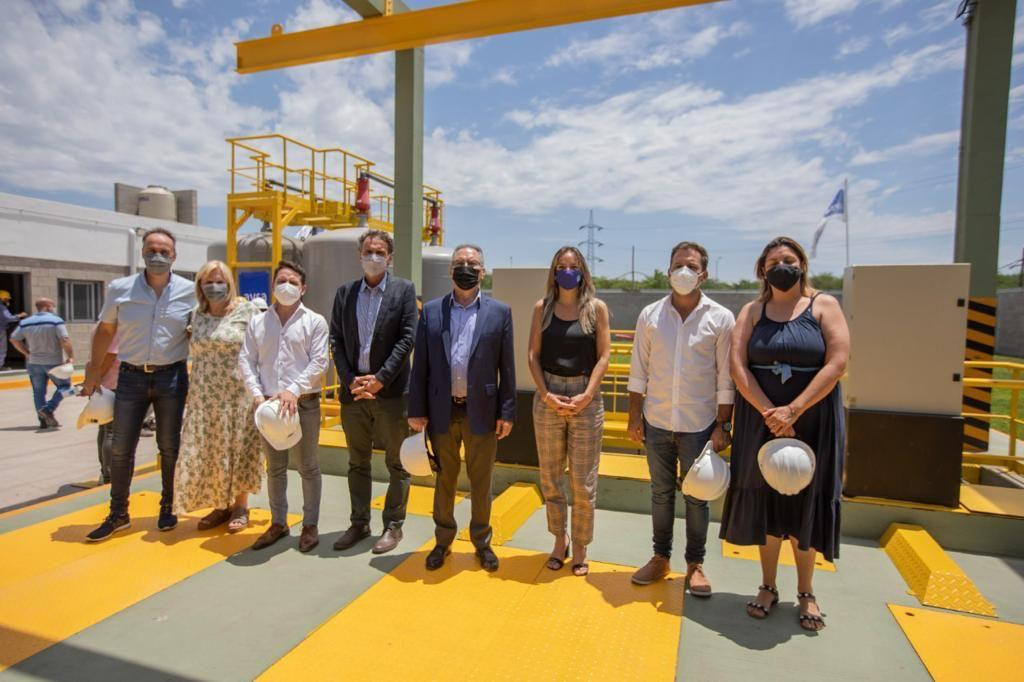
[717,420,732,434]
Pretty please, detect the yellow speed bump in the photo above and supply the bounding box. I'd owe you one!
[722,541,836,572]
[459,482,543,545]
[880,523,995,617]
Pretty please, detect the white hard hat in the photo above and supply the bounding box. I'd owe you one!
[254,399,302,450]
[399,432,435,477]
[48,363,75,380]
[757,438,816,495]
[681,440,730,501]
[77,387,115,429]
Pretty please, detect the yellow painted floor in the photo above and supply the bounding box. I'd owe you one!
[258,541,685,681]
[958,483,1024,517]
[0,491,297,671]
[721,540,836,572]
[889,605,1024,681]
[372,484,465,516]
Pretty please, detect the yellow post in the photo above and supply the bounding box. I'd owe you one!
[1011,368,1019,457]
[271,194,283,298]
[226,205,239,289]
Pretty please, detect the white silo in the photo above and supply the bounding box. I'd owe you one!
[302,228,365,320]
[137,186,177,221]
[422,245,454,303]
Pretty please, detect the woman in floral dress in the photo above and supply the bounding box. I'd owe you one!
[174,260,263,532]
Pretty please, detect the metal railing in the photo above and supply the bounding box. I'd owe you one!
[963,360,1024,457]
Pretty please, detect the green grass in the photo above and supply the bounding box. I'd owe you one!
[990,354,1024,436]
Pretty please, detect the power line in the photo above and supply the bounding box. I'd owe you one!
[578,209,605,274]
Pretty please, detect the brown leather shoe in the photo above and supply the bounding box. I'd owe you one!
[298,525,319,553]
[333,524,371,551]
[631,554,671,585]
[197,508,232,531]
[686,562,712,597]
[371,527,403,554]
[252,523,289,550]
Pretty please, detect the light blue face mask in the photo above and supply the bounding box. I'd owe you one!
[144,252,173,275]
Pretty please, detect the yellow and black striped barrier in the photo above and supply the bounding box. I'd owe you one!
[963,297,997,452]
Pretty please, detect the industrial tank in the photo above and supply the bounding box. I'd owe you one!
[137,185,177,221]
[422,245,453,303]
[302,228,364,320]
[207,231,304,306]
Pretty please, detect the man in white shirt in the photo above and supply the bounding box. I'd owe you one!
[627,241,735,597]
[239,260,330,553]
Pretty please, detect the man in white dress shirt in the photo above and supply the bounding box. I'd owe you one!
[627,241,735,597]
[240,260,329,553]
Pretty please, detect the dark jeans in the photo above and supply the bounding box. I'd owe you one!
[109,363,188,516]
[27,363,71,414]
[645,420,715,564]
[430,403,496,549]
[97,421,114,484]
[342,396,410,529]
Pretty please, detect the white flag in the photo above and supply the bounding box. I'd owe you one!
[811,188,846,258]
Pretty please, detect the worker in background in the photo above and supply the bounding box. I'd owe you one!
[81,227,196,542]
[408,244,516,573]
[627,241,735,598]
[10,298,74,429]
[240,260,329,553]
[0,289,27,370]
[329,230,418,555]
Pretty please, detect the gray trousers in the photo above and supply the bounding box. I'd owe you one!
[430,404,496,549]
[264,396,322,527]
[341,396,410,529]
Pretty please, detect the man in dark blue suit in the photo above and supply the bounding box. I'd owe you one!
[408,244,516,572]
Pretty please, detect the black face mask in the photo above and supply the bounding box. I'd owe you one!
[765,263,802,292]
[452,264,480,291]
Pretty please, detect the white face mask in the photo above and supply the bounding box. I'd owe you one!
[275,282,301,306]
[670,266,700,295]
[361,254,388,278]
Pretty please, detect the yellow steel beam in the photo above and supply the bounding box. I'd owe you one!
[237,0,720,73]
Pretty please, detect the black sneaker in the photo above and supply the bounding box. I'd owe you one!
[86,514,131,542]
[157,506,178,531]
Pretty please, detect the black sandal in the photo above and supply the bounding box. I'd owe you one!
[797,592,826,630]
[545,545,570,571]
[746,584,779,619]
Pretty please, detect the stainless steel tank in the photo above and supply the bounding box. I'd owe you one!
[302,228,364,320]
[206,231,304,305]
[421,245,453,303]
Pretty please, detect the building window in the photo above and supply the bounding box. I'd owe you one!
[58,280,104,322]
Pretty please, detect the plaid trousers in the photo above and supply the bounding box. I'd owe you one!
[533,372,604,546]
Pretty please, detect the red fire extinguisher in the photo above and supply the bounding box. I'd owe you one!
[429,204,441,237]
[355,174,371,214]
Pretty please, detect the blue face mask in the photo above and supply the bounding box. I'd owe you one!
[555,268,582,290]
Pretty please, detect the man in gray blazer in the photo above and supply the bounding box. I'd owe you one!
[329,230,419,554]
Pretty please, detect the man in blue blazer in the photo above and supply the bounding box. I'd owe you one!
[408,244,516,572]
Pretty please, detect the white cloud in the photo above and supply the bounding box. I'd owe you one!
[487,67,518,87]
[783,0,860,29]
[426,42,475,87]
[837,36,870,58]
[425,40,965,254]
[546,13,748,72]
[850,130,960,166]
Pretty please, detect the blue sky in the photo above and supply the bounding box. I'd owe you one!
[1,0,1022,282]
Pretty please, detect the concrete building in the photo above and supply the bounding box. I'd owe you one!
[0,192,219,368]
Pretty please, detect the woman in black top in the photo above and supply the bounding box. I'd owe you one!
[527,246,610,576]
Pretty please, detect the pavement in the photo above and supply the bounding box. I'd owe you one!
[0,383,156,513]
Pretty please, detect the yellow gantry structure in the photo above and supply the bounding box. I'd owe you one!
[225,133,443,280]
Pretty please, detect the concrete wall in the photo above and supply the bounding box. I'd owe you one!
[598,289,844,330]
[997,289,1024,358]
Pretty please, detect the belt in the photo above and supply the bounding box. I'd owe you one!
[750,362,820,384]
[263,393,320,401]
[121,360,186,374]
[452,396,467,406]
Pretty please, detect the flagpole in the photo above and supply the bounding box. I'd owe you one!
[843,177,850,268]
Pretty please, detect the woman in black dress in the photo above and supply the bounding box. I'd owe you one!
[719,237,849,631]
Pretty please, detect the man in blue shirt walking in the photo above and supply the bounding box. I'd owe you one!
[9,298,75,428]
[81,228,196,541]
[0,290,27,370]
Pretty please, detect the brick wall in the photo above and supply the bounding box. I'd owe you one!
[0,255,128,365]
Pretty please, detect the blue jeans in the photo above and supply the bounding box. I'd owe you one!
[109,363,188,516]
[645,420,715,564]
[27,363,71,414]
